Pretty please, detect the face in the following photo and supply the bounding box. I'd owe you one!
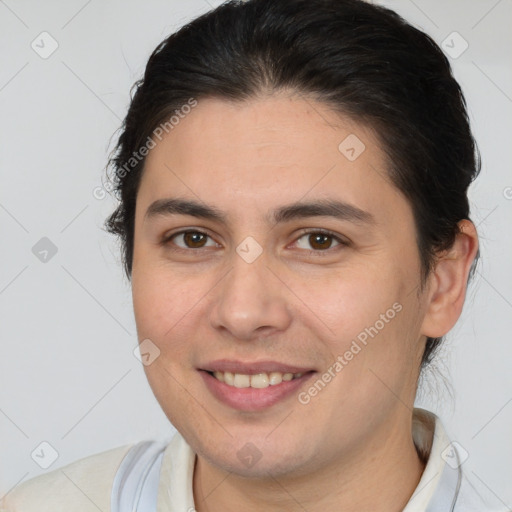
[131,92,430,478]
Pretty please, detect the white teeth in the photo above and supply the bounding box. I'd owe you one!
[269,372,283,385]
[211,370,306,388]
[233,374,250,388]
[250,373,269,388]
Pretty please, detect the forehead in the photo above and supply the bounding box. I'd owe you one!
[145,93,381,169]
[137,93,406,227]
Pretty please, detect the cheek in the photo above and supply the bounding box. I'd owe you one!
[292,264,401,338]
[131,268,218,371]
[132,268,193,338]
[132,273,167,339]
[293,262,420,376]
[132,270,202,424]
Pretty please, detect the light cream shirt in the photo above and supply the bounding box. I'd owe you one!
[0,408,505,511]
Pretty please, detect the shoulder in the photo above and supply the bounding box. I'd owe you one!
[0,442,137,512]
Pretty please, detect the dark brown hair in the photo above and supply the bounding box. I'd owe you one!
[103,0,480,368]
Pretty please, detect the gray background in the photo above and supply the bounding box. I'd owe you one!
[1,0,511,506]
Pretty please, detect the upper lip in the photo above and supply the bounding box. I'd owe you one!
[199,359,315,375]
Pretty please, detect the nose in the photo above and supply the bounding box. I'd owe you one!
[208,251,292,341]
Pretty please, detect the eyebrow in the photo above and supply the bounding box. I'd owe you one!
[144,197,376,226]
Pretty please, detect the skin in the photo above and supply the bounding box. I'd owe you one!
[131,91,479,512]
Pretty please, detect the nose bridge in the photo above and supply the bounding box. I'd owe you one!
[209,243,291,339]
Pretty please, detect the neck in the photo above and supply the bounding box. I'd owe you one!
[192,413,427,512]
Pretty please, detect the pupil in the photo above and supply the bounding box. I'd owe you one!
[185,232,205,247]
[311,233,331,250]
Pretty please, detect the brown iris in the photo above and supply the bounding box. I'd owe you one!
[183,231,208,248]
[308,233,333,250]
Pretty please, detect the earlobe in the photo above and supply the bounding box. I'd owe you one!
[421,220,479,338]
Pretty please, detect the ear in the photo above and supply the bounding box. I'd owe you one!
[421,219,479,338]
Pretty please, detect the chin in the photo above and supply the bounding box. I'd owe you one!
[195,435,314,479]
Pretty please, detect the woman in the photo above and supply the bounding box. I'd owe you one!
[2,0,506,510]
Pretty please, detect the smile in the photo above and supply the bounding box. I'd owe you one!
[199,369,316,411]
[209,370,304,389]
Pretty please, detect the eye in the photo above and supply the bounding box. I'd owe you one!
[293,230,348,252]
[162,230,218,250]
[161,228,349,254]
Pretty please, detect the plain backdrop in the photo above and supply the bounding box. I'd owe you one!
[1,0,511,505]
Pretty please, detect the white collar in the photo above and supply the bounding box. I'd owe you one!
[404,408,459,511]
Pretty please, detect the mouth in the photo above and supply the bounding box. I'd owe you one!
[198,362,316,411]
[205,369,307,389]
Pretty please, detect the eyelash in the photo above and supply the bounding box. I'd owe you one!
[160,228,349,256]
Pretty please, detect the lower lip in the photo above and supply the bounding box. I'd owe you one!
[199,370,315,411]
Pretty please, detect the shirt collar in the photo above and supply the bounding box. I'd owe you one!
[404,408,460,511]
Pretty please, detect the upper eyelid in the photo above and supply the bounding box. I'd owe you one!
[294,228,349,245]
[162,228,218,245]
[164,228,349,249]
